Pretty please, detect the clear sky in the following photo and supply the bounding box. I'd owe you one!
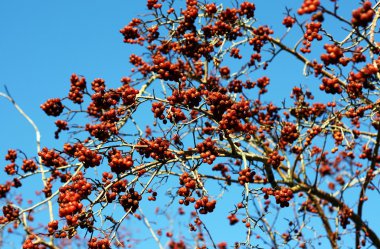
[0,1,379,248]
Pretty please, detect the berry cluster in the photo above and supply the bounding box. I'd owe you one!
[266,151,285,168]
[0,204,19,224]
[347,63,378,99]
[194,196,217,214]
[119,83,139,106]
[136,137,174,161]
[196,137,218,164]
[282,16,295,28]
[219,66,230,79]
[263,187,294,208]
[40,98,64,116]
[58,172,92,221]
[85,122,117,141]
[68,74,86,104]
[151,102,166,120]
[4,163,16,175]
[238,168,255,185]
[227,79,243,93]
[239,2,255,18]
[339,206,353,229]
[168,88,202,109]
[119,188,142,213]
[167,107,187,123]
[47,220,59,234]
[297,0,320,15]
[0,183,11,198]
[88,238,111,249]
[320,44,348,66]
[5,149,17,162]
[320,77,342,94]
[227,214,239,225]
[352,1,375,27]
[38,147,67,168]
[151,52,184,81]
[107,149,133,174]
[301,22,322,53]
[120,21,142,44]
[279,122,299,149]
[54,120,69,139]
[71,143,102,168]
[205,91,233,121]
[229,48,242,59]
[21,159,38,173]
[178,172,197,205]
[249,26,274,53]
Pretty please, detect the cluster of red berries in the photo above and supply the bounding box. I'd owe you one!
[196,137,218,164]
[0,204,19,224]
[166,107,187,123]
[300,22,322,53]
[4,163,16,175]
[21,159,38,173]
[263,187,294,208]
[68,74,86,104]
[107,149,133,174]
[227,79,243,93]
[320,77,342,94]
[151,102,166,120]
[39,147,67,168]
[297,0,320,15]
[227,214,239,225]
[219,66,230,79]
[58,171,92,220]
[352,1,375,27]
[71,143,102,168]
[339,206,353,229]
[5,149,17,162]
[168,88,202,109]
[206,91,233,121]
[54,120,69,139]
[194,196,217,214]
[120,21,142,44]
[239,2,255,18]
[151,52,184,81]
[91,78,106,92]
[178,172,197,205]
[320,44,348,66]
[22,235,42,249]
[238,168,255,185]
[279,122,299,149]
[119,188,142,213]
[0,183,11,198]
[88,238,111,249]
[347,63,378,99]
[47,220,59,234]
[221,98,254,135]
[212,163,230,180]
[256,76,270,94]
[119,83,139,106]
[282,16,295,28]
[204,3,217,16]
[249,26,274,53]
[168,240,186,249]
[40,98,64,116]
[85,122,117,141]
[230,48,242,59]
[305,126,322,147]
[267,151,285,168]
[136,137,174,161]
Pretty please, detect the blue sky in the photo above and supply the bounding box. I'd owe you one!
[0,1,379,248]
